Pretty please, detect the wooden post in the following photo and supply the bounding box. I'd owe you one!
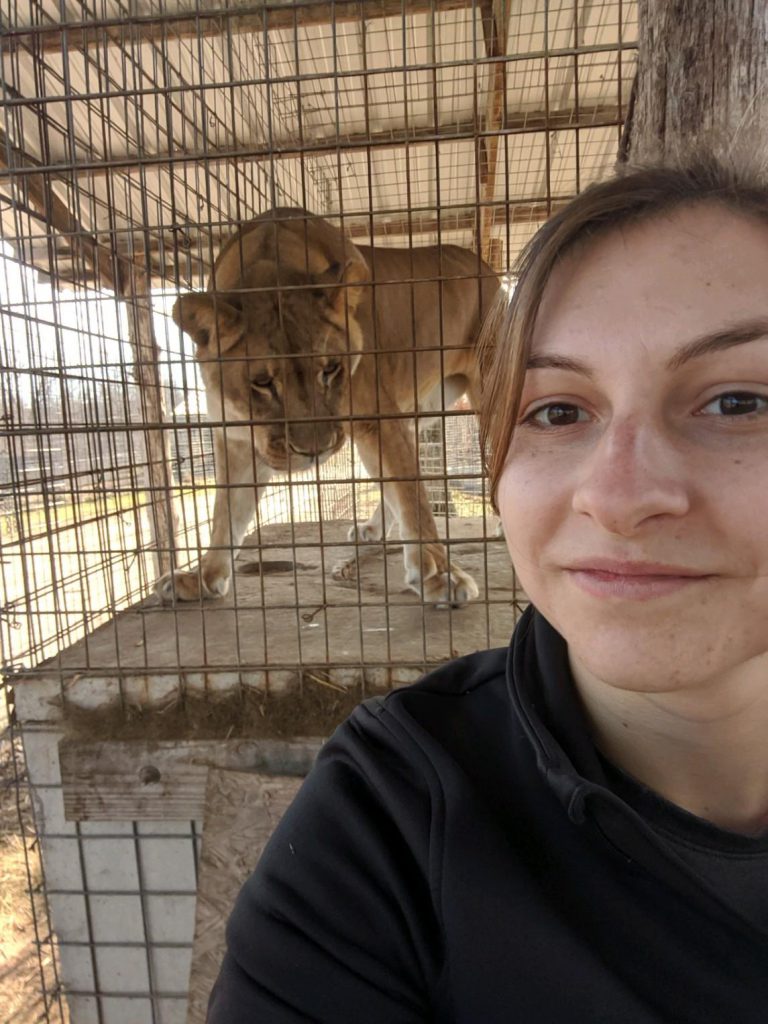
[623,0,768,164]
[476,0,511,271]
[121,263,178,579]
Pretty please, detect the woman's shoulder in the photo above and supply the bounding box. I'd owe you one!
[365,644,509,720]
[321,646,515,797]
[398,645,510,699]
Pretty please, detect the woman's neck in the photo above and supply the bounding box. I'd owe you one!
[570,653,768,836]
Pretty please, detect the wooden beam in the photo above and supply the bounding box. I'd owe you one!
[0,129,121,291]
[59,738,322,820]
[24,200,568,263]
[4,0,476,54]
[344,198,572,238]
[23,197,571,289]
[350,208,476,238]
[52,104,622,181]
[477,0,511,270]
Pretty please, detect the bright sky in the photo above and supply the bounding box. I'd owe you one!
[0,242,202,419]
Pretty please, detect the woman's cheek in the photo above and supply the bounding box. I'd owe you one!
[498,469,552,576]
[500,442,576,512]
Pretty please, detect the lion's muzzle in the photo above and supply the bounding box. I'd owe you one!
[287,423,345,459]
[263,427,345,472]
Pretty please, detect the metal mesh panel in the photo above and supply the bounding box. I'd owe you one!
[0,1,637,1019]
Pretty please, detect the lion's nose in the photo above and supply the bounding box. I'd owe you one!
[288,442,320,458]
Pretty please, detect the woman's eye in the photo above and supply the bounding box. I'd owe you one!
[251,374,273,390]
[322,361,341,382]
[698,391,768,417]
[525,402,587,428]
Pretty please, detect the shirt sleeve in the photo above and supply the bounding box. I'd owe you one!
[206,702,443,1023]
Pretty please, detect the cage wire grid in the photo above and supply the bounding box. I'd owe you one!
[0,1,637,1021]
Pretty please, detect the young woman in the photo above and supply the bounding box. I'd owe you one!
[207,156,768,1023]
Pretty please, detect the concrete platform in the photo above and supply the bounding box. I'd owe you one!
[41,518,522,680]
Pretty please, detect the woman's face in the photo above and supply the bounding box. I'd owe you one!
[498,203,768,694]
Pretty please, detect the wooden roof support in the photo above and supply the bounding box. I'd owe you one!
[0,132,178,573]
[27,197,573,288]
[4,0,476,53]
[0,128,121,291]
[344,199,571,238]
[61,103,622,181]
[476,0,511,271]
[121,262,178,580]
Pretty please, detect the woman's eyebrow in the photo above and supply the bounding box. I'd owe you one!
[526,320,768,377]
[666,319,768,370]
[525,354,595,378]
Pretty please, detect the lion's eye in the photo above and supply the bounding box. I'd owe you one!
[322,361,341,383]
[251,373,273,391]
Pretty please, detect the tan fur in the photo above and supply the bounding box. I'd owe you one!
[157,208,500,606]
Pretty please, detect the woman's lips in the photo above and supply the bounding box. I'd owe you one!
[565,564,712,601]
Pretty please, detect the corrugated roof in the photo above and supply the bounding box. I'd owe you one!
[0,0,637,288]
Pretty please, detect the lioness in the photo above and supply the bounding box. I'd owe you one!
[158,208,499,607]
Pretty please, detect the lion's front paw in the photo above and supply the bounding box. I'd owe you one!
[403,543,479,608]
[155,566,231,603]
[331,554,359,584]
[334,517,386,584]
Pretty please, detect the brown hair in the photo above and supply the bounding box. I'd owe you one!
[479,154,768,510]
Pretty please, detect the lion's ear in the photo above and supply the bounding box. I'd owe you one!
[172,293,244,353]
[317,259,369,318]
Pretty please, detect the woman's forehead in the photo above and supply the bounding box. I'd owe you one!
[531,203,768,359]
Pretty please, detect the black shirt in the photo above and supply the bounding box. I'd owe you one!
[600,753,768,931]
[208,607,768,1022]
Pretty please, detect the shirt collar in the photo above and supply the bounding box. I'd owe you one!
[507,605,609,819]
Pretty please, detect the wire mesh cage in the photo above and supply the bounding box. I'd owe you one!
[0,1,636,1020]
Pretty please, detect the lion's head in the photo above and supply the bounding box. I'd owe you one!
[173,216,369,473]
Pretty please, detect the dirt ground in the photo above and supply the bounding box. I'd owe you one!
[0,724,68,1024]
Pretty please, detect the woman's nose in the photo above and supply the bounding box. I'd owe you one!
[571,419,690,536]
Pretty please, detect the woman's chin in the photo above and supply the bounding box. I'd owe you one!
[554,615,704,694]
[570,650,684,695]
